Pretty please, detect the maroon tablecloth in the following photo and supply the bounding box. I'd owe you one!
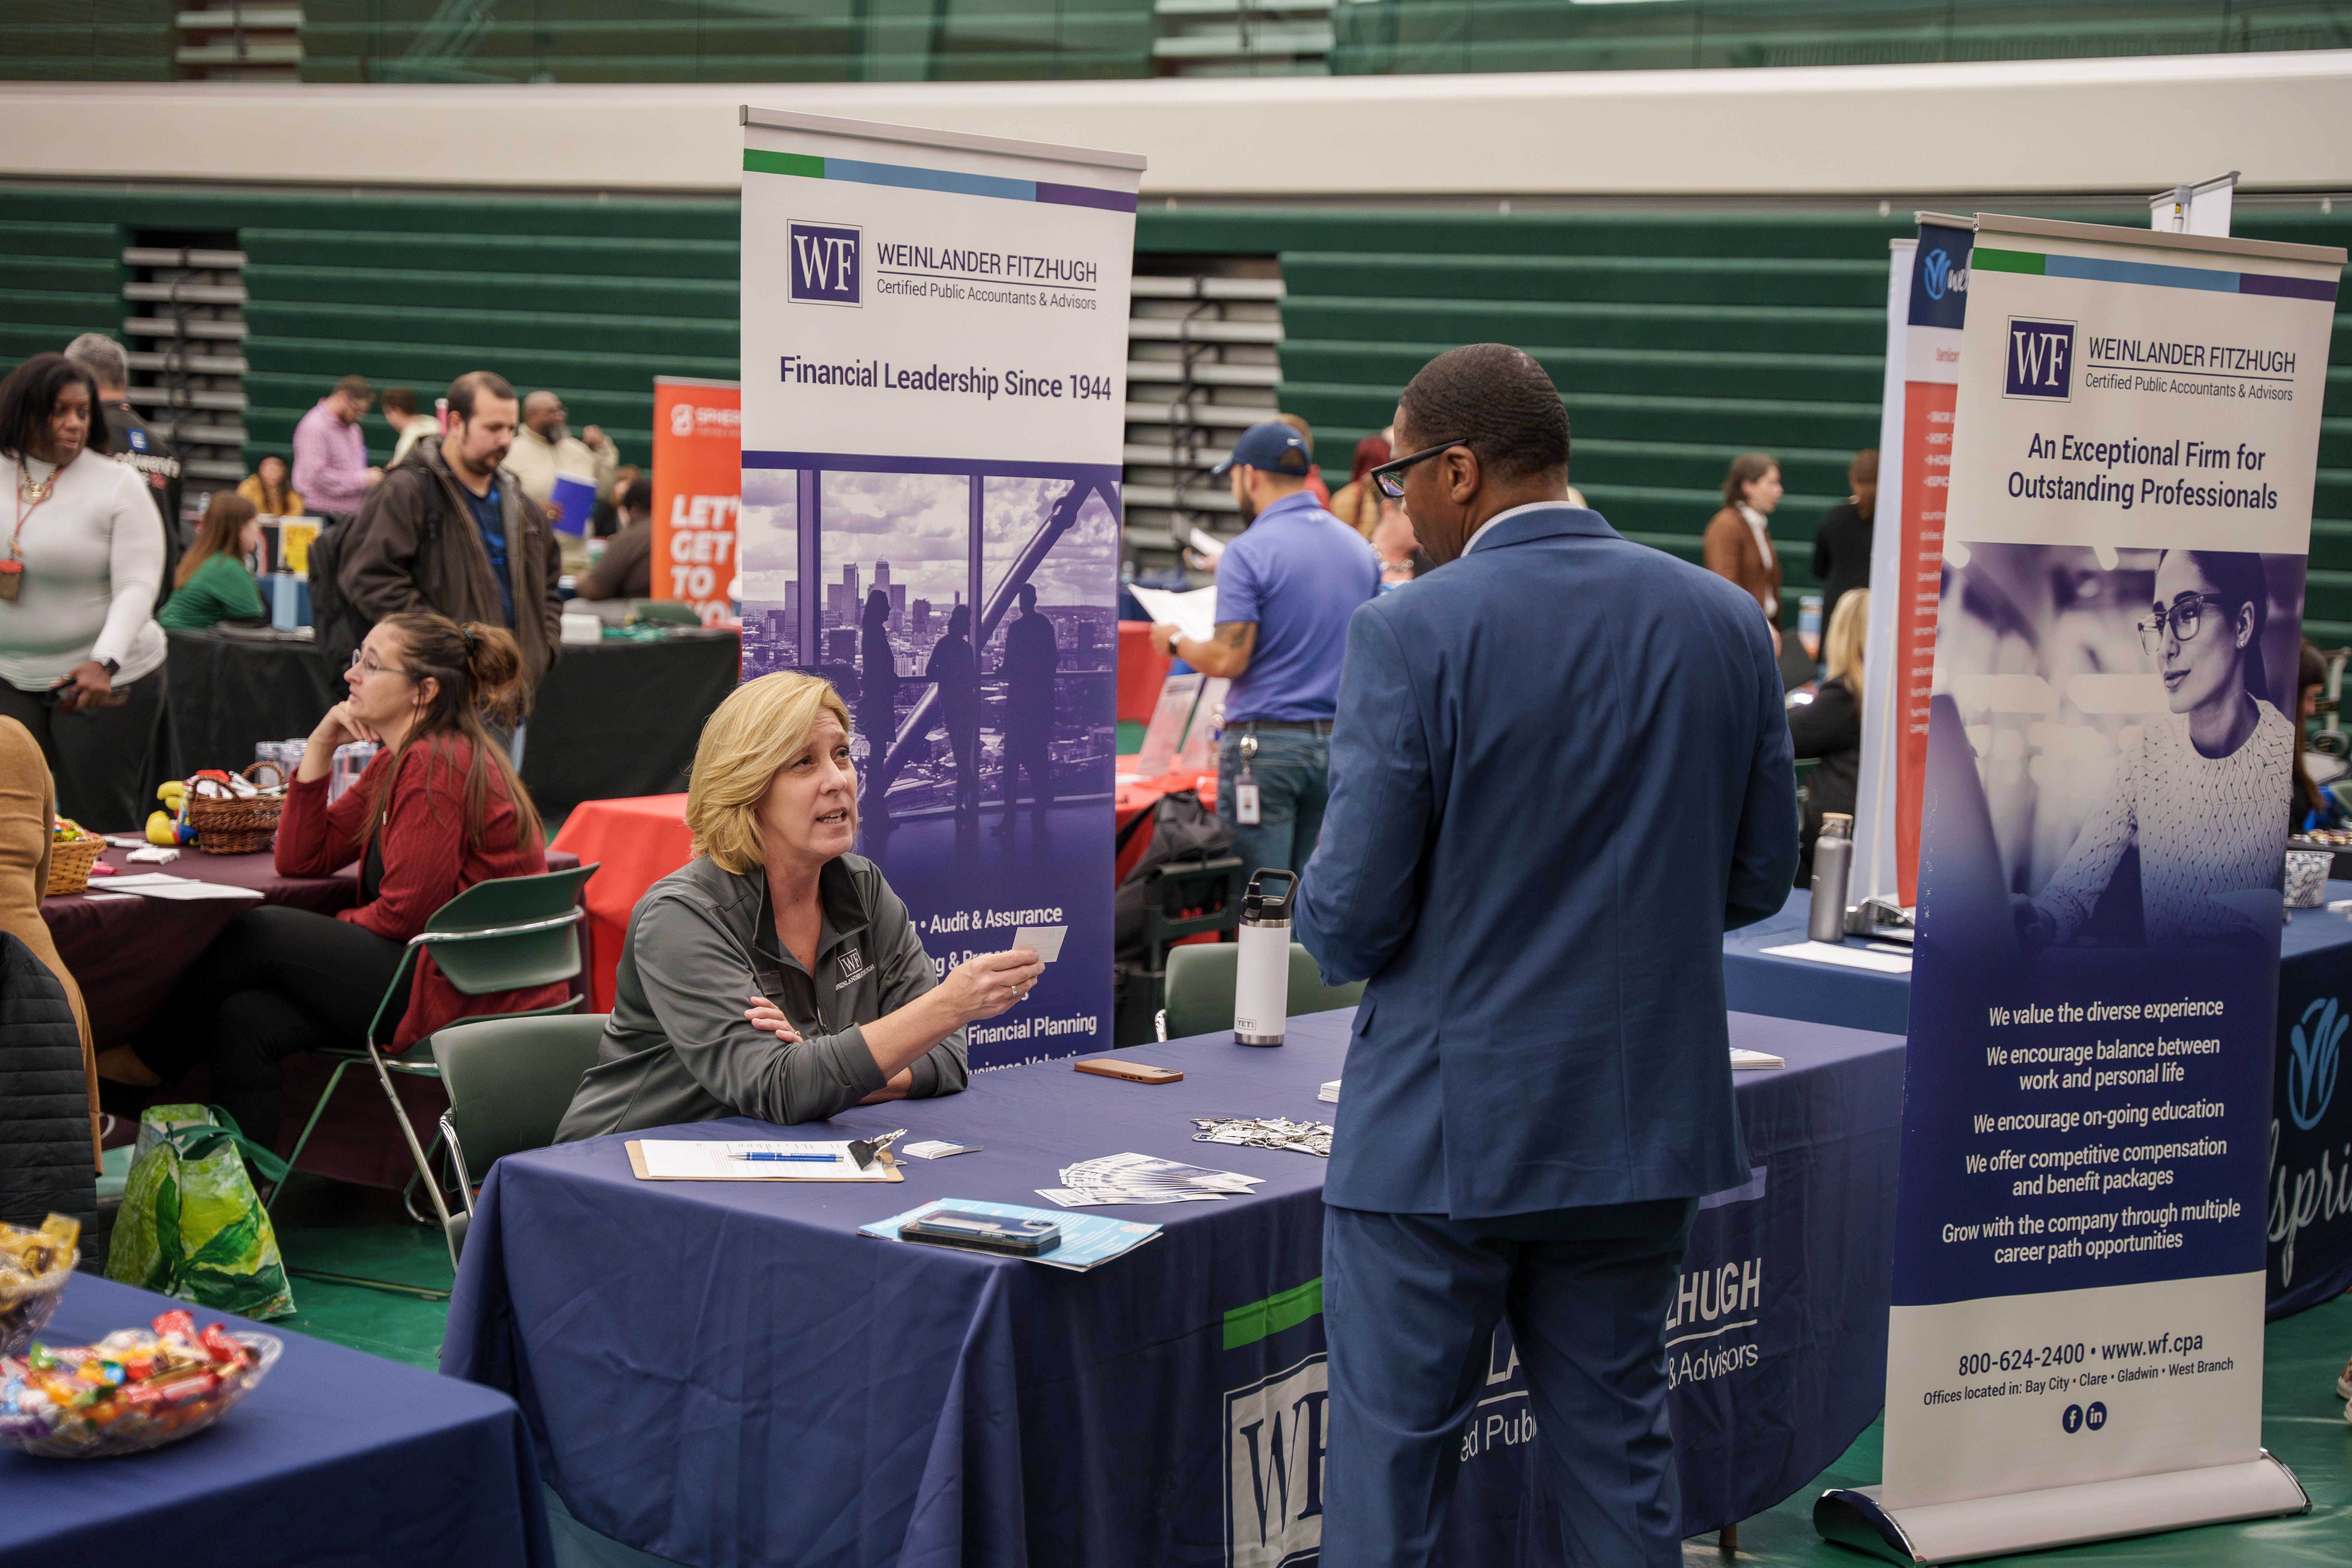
[43,845,356,1049]
[49,843,581,1191]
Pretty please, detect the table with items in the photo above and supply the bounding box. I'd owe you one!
[1724,884,2352,1318]
[443,1006,1903,1565]
[45,843,576,1190]
[164,626,741,815]
[0,1273,551,1568]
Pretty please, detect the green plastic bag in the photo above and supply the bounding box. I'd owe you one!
[106,1105,296,1321]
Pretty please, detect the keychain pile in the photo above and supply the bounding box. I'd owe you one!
[1191,1116,1333,1158]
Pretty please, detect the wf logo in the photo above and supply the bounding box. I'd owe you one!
[2288,995,2344,1131]
[1224,1356,1327,1568]
[2004,317,2074,400]
[789,222,861,306]
[1922,248,1967,300]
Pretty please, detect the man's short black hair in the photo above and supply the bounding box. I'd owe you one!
[0,353,105,461]
[621,469,653,517]
[381,386,419,417]
[447,370,517,422]
[1396,344,1570,486]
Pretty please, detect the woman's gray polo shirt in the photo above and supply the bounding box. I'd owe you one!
[554,852,967,1139]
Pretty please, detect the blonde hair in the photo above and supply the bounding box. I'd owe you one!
[686,672,852,875]
[1824,589,1868,704]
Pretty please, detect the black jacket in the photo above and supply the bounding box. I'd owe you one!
[1790,674,1861,880]
[101,401,183,609]
[0,932,97,1234]
[1810,501,1873,631]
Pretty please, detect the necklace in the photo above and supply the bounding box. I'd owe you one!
[18,465,55,505]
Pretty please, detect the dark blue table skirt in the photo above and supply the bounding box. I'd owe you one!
[444,1008,1903,1567]
[1725,885,2352,1319]
[0,1274,552,1568]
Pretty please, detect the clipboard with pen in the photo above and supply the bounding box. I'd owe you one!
[625,1131,908,1182]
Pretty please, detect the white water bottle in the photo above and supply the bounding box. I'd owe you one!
[1233,869,1298,1047]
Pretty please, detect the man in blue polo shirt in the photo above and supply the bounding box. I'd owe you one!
[1150,420,1380,875]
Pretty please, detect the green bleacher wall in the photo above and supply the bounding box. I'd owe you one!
[0,186,2345,635]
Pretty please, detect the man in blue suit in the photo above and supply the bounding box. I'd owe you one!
[1296,344,1798,1566]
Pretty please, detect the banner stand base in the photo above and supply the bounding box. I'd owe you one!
[1813,1453,2308,1564]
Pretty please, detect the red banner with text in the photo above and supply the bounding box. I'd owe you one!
[651,377,741,625]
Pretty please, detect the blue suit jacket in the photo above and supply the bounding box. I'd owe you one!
[1296,505,1798,1219]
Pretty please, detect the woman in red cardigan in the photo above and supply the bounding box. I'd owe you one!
[96,611,568,1146]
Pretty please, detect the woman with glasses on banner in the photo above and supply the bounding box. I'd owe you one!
[2016,551,2295,949]
[95,612,568,1144]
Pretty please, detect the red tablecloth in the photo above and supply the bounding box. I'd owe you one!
[1116,621,1170,724]
[1114,758,1218,882]
[550,793,694,1012]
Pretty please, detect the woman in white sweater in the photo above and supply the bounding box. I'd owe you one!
[2020,549,2293,949]
[0,354,167,829]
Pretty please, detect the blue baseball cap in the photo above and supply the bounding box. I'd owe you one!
[1211,421,1313,479]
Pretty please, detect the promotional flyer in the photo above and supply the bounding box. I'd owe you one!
[1862,215,2341,1556]
[650,375,741,626]
[737,107,1140,1068]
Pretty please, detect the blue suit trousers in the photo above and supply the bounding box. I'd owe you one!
[1321,1198,1699,1567]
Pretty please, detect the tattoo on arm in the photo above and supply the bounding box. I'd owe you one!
[1217,624,1250,648]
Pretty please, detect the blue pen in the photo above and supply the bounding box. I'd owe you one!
[733,1152,839,1163]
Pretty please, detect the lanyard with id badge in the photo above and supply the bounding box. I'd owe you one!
[4,461,52,603]
[1234,730,1261,825]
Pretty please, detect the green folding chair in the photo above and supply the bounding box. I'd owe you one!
[432,1012,609,1267]
[270,864,599,1291]
[1157,941,1365,1043]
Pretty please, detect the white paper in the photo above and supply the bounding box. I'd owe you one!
[112,881,264,902]
[899,1141,981,1160]
[634,1139,899,1181]
[1013,924,1067,962]
[1318,1079,1341,1102]
[1187,527,1226,562]
[1758,940,1912,975]
[1127,583,1220,647]
[1730,1048,1786,1070]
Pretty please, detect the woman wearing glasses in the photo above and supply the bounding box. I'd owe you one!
[96,611,568,1144]
[2018,550,2293,948]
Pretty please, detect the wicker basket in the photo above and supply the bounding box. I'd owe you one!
[185,761,288,855]
[44,832,106,896]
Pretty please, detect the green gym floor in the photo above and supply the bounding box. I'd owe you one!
[260,1177,2352,1565]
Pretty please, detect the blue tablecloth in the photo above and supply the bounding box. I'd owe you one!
[0,1274,552,1568]
[1724,884,2352,1318]
[444,1007,1903,1567]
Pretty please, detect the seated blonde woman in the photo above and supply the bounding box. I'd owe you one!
[556,672,1043,1138]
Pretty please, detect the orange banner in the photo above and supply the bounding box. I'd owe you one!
[1891,378,1954,905]
[650,377,741,625]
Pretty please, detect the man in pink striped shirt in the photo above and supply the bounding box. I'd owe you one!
[292,375,382,520]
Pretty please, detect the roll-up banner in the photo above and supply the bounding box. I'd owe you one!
[1853,237,1913,908]
[736,106,1140,1068]
[1891,215,1974,907]
[651,376,741,626]
[1820,216,2344,1564]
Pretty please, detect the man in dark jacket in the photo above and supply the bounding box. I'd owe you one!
[65,333,183,603]
[336,371,561,698]
[1296,344,1797,1567]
